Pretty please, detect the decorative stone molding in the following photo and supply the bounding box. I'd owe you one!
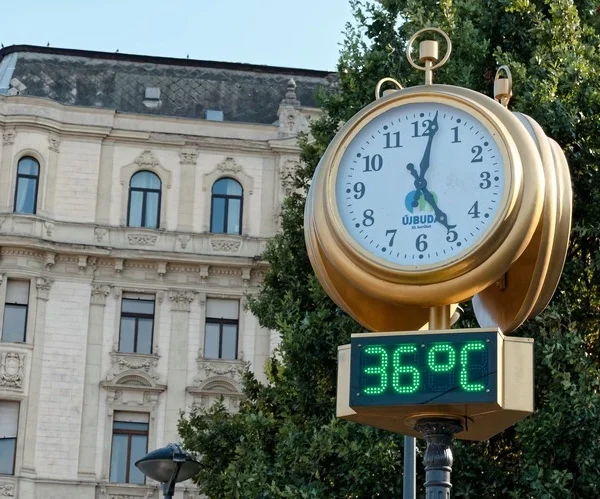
[91,284,111,305]
[169,290,195,312]
[188,364,244,412]
[128,234,158,246]
[106,352,160,383]
[179,148,199,165]
[210,239,241,253]
[279,158,298,195]
[2,129,16,146]
[42,220,54,237]
[0,217,5,231]
[95,227,108,243]
[114,259,124,274]
[0,481,15,496]
[48,134,61,153]
[199,264,210,281]
[217,156,242,174]
[44,251,56,270]
[157,262,167,279]
[0,352,25,389]
[242,267,251,286]
[134,150,160,169]
[178,234,191,249]
[35,277,52,300]
[98,484,155,499]
[78,255,88,272]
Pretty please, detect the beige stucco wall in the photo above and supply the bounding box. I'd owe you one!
[0,93,313,498]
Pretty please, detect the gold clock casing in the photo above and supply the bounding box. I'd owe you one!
[472,113,558,333]
[306,84,545,308]
[305,176,461,331]
[529,138,572,317]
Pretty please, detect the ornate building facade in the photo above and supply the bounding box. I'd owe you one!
[0,46,332,498]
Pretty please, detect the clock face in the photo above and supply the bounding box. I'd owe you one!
[334,101,507,268]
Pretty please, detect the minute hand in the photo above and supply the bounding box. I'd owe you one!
[421,187,456,232]
[418,111,439,180]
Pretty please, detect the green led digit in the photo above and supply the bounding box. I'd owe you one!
[460,341,486,392]
[427,343,456,372]
[363,346,388,395]
[392,345,420,394]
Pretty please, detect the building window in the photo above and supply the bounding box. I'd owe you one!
[204,299,239,360]
[119,294,155,354]
[14,156,40,214]
[110,412,148,484]
[210,178,242,234]
[0,401,19,475]
[127,171,161,229]
[1,280,29,343]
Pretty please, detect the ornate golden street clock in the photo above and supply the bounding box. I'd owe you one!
[306,30,545,329]
[305,28,571,457]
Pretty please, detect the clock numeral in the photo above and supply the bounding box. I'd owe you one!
[353,182,365,199]
[384,131,402,148]
[446,230,458,243]
[411,119,435,138]
[468,201,480,218]
[385,229,397,247]
[479,172,491,189]
[451,126,461,143]
[471,145,484,163]
[362,209,375,227]
[416,233,428,252]
[363,154,383,172]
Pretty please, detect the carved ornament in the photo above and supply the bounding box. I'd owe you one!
[210,239,241,253]
[127,234,158,246]
[179,148,199,165]
[0,352,25,389]
[0,482,15,497]
[2,129,16,146]
[217,156,242,174]
[134,150,160,169]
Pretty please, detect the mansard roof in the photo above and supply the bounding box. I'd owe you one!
[0,45,336,124]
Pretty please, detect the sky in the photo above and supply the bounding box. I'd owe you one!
[0,0,356,71]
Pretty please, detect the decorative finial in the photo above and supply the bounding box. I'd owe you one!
[406,28,452,85]
[281,78,300,106]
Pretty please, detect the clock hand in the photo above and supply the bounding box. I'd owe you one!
[407,111,440,207]
[421,187,457,232]
[417,111,439,181]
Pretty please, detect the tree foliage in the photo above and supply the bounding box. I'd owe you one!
[179,1,600,496]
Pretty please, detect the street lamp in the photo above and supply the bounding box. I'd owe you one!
[135,443,202,499]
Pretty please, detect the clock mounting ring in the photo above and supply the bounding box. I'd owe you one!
[375,77,404,100]
[405,27,452,74]
[494,65,513,108]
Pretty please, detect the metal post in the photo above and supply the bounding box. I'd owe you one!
[403,435,416,499]
[414,418,462,499]
[161,461,182,499]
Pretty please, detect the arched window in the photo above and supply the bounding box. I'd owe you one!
[128,171,161,228]
[14,157,40,214]
[210,178,242,234]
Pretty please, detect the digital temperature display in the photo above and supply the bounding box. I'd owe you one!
[349,331,498,407]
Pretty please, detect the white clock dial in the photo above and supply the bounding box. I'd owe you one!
[335,101,506,268]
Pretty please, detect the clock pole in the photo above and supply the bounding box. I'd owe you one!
[415,306,462,499]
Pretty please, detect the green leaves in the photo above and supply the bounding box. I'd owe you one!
[179,1,600,497]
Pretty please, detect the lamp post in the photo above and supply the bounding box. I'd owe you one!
[135,443,201,499]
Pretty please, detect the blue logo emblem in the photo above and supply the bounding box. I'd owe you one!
[403,190,437,226]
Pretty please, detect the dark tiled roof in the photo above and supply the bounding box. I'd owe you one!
[0,46,336,124]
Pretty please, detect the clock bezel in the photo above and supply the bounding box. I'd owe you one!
[327,92,514,280]
[306,84,545,306]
